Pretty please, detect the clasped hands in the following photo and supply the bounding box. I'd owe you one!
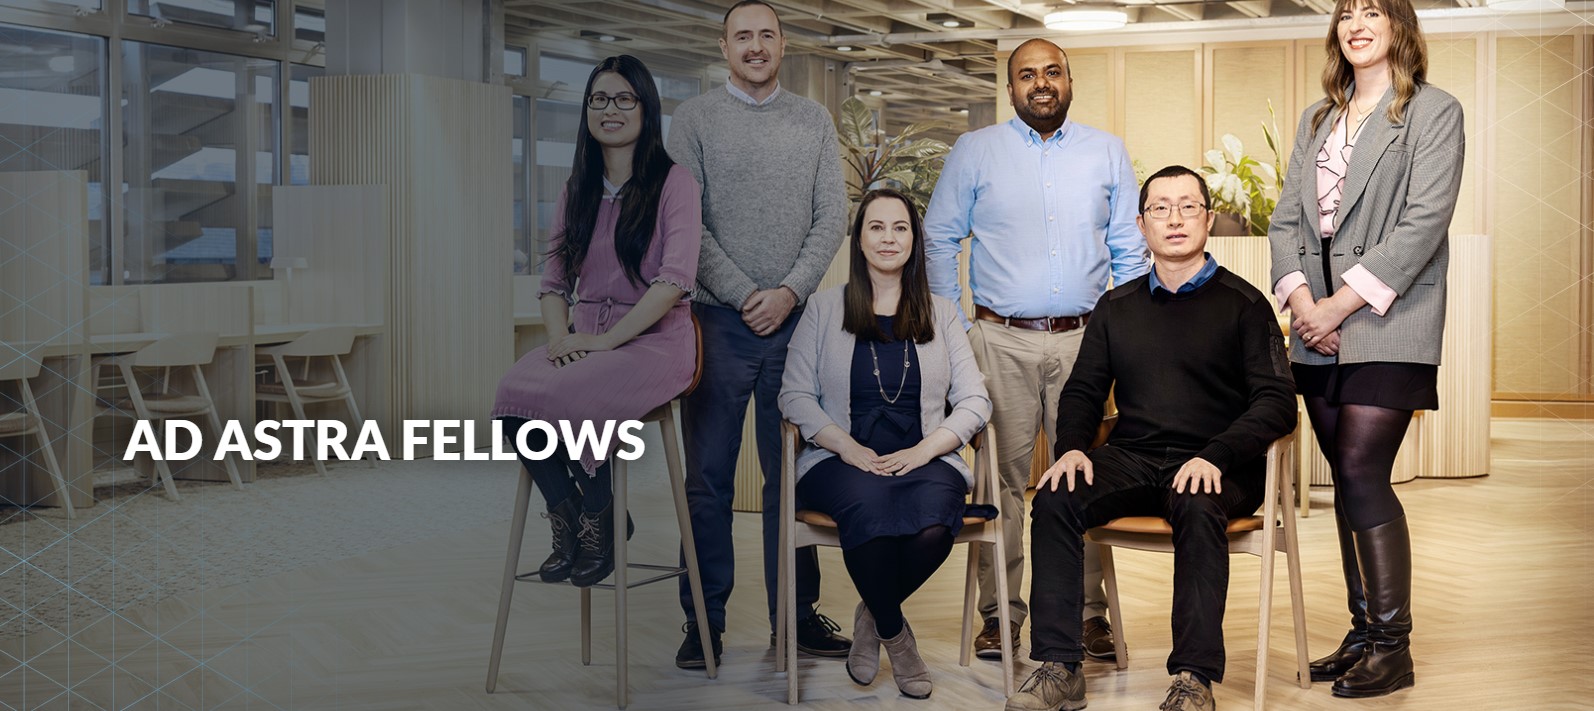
[1039,450,1224,495]
[545,331,617,368]
[1292,290,1357,357]
[840,440,936,477]
[743,286,798,337]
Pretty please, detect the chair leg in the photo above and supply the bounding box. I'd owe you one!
[1254,525,1279,711]
[614,458,629,709]
[192,366,243,490]
[662,408,716,679]
[959,539,980,668]
[485,467,534,693]
[1099,543,1127,670]
[992,526,1015,697]
[330,355,375,468]
[1282,490,1311,689]
[122,364,180,501]
[22,380,73,520]
[274,355,327,477]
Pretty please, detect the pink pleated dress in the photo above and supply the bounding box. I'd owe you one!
[492,164,702,472]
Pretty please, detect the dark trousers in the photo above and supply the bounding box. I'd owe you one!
[1029,444,1265,682]
[678,302,818,632]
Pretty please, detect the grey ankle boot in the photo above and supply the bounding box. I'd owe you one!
[847,601,880,686]
[881,619,932,699]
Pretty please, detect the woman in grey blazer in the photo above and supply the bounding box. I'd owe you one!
[779,188,991,700]
[1268,0,1463,700]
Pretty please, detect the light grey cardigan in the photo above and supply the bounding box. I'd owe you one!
[778,286,992,488]
[1268,83,1465,365]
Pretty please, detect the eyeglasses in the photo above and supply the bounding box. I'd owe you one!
[586,93,639,111]
[1143,202,1208,220]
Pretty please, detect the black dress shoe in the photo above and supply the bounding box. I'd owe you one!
[973,617,1020,661]
[1082,616,1118,661]
[536,496,580,583]
[676,621,722,669]
[569,505,615,588]
[786,610,851,658]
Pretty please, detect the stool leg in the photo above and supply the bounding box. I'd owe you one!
[581,587,592,665]
[486,467,534,693]
[614,457,629,709]
[663,407,717,679]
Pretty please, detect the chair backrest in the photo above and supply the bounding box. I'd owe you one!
[130,332,221,367]
[267,326,356,357]
[0,351,43,381]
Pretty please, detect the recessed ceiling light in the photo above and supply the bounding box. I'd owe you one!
[869,90,884,96]
[942,19,961,27]
[836,45,855,52]
[598,34,617,42]
[950,107,969,114]
[1043,8,1128,31]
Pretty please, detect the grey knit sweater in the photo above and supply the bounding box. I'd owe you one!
[666,87,847,309]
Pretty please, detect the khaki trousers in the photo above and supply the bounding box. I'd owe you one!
[968,320,1107,625]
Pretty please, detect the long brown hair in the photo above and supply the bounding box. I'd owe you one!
[1311,0,1428,137]
[843,189,936,344]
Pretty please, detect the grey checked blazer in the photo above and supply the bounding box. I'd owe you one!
[777,286,991,488]
[1268,83,1465,366]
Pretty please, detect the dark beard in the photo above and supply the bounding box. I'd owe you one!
[1017,92,1070,125]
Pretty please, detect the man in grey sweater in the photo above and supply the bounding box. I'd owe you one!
[667,0,850,670]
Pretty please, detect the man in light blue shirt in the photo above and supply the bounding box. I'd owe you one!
[925,37,1150,663]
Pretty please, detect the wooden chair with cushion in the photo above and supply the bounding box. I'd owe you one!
[1,352,74,518]
[486,311,715,709]
[94,332,241,499]
[1086,430,1309,711]
[775,420,1014,703]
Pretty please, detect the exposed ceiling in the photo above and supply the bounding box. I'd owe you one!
[503,0,1480,135]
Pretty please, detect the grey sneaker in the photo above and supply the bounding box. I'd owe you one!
[1159,672,1215,711]
[1005,662,1086,711]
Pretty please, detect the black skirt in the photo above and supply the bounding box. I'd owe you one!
[796,458,967,550]
[1292,361,1439,411]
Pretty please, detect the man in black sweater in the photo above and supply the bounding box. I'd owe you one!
[1005,165,1296,711]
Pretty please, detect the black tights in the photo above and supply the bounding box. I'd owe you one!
[504,418,613,513]
[1302,397,1411,531]
[842,525,955,639]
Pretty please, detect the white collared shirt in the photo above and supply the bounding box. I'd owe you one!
[725,80,782,106]
[602,176,626,200]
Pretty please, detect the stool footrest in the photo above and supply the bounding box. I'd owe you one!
[514,563,687,590]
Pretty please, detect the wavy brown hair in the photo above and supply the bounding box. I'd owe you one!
[1311,0,1428,137]
[843,189,936,344]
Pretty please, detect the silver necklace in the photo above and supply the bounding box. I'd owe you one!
[869,340,911,405]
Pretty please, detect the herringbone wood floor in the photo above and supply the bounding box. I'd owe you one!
[2,418,1589,710]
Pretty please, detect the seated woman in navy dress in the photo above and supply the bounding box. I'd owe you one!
[778,188,991,700]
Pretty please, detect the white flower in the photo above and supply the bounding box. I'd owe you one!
[1222,134,1244,164]
[1205,149,1227,171]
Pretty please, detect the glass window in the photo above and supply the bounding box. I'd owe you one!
[533,98,579,276]
[539,54,593,95]
[288,63,318,186]
[0,24,108,282]
[294,4,324,45]
[504,47,526,77]
[129,0,276,36]
[653,71,700,103]
[122,40,278,283]
[512,94,530,273]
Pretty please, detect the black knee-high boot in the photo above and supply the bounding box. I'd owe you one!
[1333,516,1415,698]
[1311,509,1369,681]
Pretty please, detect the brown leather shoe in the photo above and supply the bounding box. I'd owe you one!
[974,617,1020,661]
[1082,616,1118,661]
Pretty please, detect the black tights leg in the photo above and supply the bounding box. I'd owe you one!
[1303,397,1411,531]
[842,525,955,638]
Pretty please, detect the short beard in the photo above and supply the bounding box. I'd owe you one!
[1015,96,1069,127]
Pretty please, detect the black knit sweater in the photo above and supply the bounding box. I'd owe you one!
[1054,267,1297,475]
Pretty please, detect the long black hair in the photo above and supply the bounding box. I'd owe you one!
[551,55,674,290]
[842,188,936,344]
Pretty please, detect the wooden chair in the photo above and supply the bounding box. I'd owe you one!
[486,313,715,709]
[1,352,74,519]
[775,421,1015,703]
[255,326,370,476]
[1086,433,1309,711]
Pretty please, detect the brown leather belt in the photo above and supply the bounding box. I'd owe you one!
[975,305,1091,333]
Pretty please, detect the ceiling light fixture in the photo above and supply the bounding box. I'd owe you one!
[869,90,885,96]
[1484,0,1565,10]
[598,34,617,42]
[942,19,961,27]
[836,45,855,51]
[1043,8,1129,31]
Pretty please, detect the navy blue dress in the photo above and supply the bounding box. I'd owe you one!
[796,316,967,550]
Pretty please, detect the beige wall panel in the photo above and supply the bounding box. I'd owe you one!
[272,186,389,326]
[1426,234,1493,477]
[1426,37,1481,237]
[0,172,87,345]
[1124,50,1201,176]
[1065,52,1112,133]
[1490,35,1583,397]
[1209,45,1291,174]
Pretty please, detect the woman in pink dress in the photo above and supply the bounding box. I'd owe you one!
[493,55,701,588]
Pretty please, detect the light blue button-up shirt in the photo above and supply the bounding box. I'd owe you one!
[925,117,1151,326]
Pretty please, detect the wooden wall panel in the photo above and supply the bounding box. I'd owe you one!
[1426,234,1493,477]
[1490,34,1583,398]
[1426,37,1481,237]
[1124,49,1201,176]
[1207,44,1291,170]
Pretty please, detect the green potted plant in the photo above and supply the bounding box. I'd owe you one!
[1203,101,1287,237]
[835,96,951,211]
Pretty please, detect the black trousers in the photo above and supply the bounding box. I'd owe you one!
[1029,444,1265,682]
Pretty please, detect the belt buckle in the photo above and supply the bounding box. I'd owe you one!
[1044,316,1055,332]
